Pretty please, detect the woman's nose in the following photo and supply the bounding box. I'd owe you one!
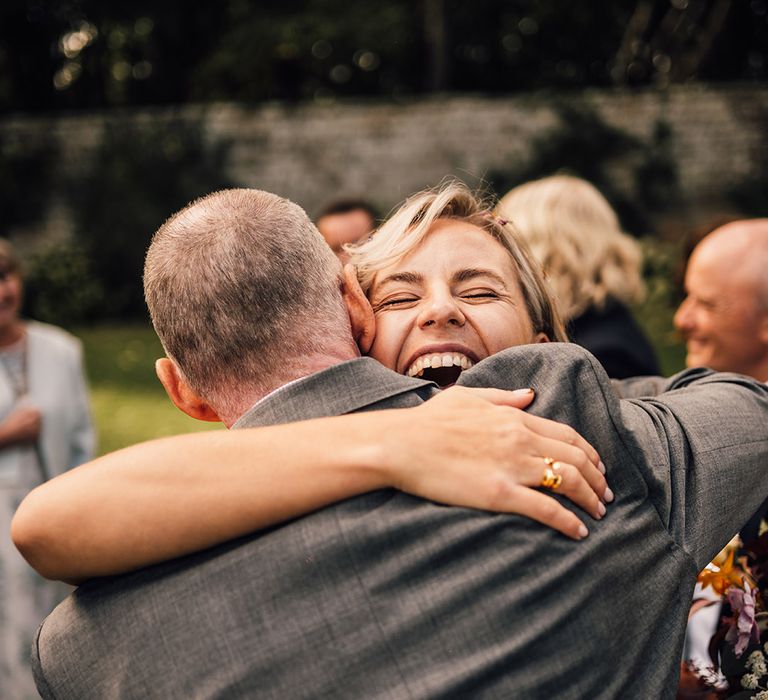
[417,294,465,329]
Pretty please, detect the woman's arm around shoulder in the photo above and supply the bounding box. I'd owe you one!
[12,386,608,583]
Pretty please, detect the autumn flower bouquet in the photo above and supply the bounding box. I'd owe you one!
[680,527,768,699]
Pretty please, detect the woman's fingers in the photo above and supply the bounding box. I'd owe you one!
[528,456,605,521]
[433,385,537,409]
[505,487,590,541]
[529,433,611,505]
[517,410,601,469]
[509,410,611,503]
[402,385,613,537]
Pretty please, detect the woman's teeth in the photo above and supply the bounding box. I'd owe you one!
[407,353,474,377]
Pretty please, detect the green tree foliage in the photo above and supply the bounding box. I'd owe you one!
[1,1,766,113]
[189,1,418,102]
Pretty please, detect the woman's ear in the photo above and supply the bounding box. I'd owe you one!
[341,264,376,353]
[534,332,550,344]
[155,358,221,423]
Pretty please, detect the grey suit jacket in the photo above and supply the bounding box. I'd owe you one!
[31,345,768,699]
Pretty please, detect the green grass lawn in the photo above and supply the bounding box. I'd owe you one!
[78,324,221,455]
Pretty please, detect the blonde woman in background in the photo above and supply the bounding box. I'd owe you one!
[499,174,660,378]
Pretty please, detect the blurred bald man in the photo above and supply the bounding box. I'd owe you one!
[676,219,768,677]
[675,219,768,382]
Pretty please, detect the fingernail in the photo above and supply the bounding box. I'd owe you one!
[596,501,606,518]
[603,486,614,503]
[578,524,589,539]
[598,460,606,475]
[512,388,533,395]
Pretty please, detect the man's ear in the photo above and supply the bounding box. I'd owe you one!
[155,358,221,423]
[534,332,550,344]
[342,264,375,353]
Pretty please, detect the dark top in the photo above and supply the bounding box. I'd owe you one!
[568,299,661,379]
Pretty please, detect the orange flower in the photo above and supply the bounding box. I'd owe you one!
[698,549,747,595]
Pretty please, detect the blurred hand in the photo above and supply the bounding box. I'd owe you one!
[389,385,611,541]
[1,402,42,445]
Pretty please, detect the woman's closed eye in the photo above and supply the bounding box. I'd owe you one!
[374,295,420,310]
[460,290,500,301]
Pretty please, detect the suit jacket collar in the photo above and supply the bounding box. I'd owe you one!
[233,357,435,429]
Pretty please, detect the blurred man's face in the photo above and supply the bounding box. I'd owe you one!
[317,209,374,263]
[674,240,768,380]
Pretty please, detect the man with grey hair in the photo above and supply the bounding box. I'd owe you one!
[143,189,359,423]
[30,189,768,699]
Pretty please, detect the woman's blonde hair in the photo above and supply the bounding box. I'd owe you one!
[347,180,567,342]
[498,175,645,321]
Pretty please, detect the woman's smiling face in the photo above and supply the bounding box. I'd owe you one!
[366,218,548,386]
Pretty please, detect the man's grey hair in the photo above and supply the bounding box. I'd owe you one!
[144,189,351,408]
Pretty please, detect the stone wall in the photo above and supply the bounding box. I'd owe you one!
[3,83,767,233]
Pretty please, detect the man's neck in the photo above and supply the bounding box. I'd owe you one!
[218,347,362,427]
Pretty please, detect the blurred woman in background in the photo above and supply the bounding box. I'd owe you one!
[499,174,660,378]
[0,239,94,699]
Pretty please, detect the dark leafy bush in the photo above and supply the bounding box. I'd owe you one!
[22,242,104,327]
[0,131,58,228]
[634,237,686,376]
[63,117,235,319]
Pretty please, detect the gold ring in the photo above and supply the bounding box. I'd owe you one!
[541,467,563,490]
[544,456,563,472]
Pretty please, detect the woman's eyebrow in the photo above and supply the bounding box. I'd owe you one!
[374,271,424,290]
[453,268,508,287]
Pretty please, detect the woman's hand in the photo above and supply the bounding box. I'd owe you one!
[385,386,610,540]
[0,401,42,447]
